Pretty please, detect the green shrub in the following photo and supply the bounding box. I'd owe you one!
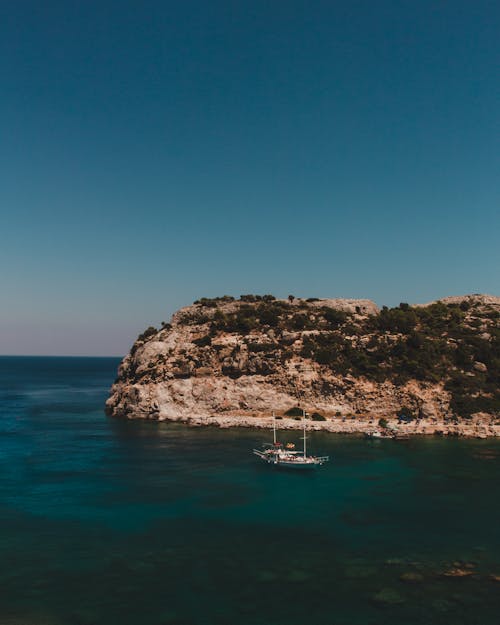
[193,335,212,347]
[290,314,310,330]
[137,326,157,342]
[398,405,416,420]
[201,298,218,308]
[284,407,304,417]
[376,305,417,334]
[247,342,275,353]
[311,412,326,421]
[258,307,280,327]
[314,348,337,366]
[322,308,348,328]
[195,296,235,307]
[240,294,260,302]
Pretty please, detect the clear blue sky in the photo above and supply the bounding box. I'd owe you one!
[1,0,498,356]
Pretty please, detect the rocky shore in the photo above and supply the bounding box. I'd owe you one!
[106,294,500,437]
[133,412,499,438]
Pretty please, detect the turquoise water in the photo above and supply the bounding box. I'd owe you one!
[0,356,499,625]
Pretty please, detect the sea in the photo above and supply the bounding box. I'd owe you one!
[0,356,499,625]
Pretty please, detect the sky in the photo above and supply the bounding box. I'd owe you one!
[1,0,498,356]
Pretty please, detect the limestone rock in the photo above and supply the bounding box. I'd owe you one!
[105,293,500,436]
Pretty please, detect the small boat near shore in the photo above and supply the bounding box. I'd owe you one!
[253,412,329,469]
[364,430,384,439]
[364,429,410,441]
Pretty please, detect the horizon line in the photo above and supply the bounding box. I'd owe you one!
[0,354,124,359]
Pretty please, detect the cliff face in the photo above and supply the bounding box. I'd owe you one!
[106,294,500,433]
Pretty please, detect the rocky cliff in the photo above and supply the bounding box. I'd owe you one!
[106,294,500,436]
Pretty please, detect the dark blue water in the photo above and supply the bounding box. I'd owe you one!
[1,356,499,624]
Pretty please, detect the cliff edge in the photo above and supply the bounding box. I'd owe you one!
[106,294,500,437]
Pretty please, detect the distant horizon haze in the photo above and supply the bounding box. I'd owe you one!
[1,291,498,357]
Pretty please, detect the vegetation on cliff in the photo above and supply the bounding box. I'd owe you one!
[118,294,499,421]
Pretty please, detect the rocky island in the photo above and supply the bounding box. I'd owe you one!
[106,294,500,437]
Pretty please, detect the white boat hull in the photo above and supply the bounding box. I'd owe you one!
[253,449,329,469]
[252,412,329,469]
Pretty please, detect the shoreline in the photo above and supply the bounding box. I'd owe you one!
[107,293,500,441]
[119,412,500,439]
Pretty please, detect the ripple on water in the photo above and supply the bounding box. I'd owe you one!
[0,357,499,624]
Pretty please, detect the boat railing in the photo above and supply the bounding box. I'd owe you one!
[253,449,267,458]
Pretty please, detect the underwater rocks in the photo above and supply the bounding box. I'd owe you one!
[371,587,405,605]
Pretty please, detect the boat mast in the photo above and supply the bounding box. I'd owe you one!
[273,412,276,445]
[303,408,307,458]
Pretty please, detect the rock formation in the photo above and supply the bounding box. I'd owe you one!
[106,294,500,436]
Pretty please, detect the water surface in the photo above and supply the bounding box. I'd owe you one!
[0,356,499,624]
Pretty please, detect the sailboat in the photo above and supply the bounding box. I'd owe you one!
[253,411,329,469]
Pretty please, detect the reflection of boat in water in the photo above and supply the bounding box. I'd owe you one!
[253,412,329,469]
